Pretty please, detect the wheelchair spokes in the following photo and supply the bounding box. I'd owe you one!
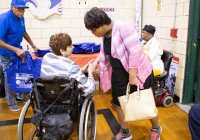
[18,99,40,140]
[23,123,37,140]
[18,78,97,140]
[84,100,93,140]
[79,97,97,140]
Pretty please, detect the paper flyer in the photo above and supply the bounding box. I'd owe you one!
[156,0,162,13]
[165,56,179,96]
[99,7,115,20]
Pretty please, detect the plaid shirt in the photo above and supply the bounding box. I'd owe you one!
[99,20,153,92]
[40,53,96,96]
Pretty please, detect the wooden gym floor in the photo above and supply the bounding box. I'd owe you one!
[0,90,192,140]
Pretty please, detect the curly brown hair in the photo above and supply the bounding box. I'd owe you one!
[49,33,72,56]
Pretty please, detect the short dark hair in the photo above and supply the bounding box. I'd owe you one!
[84,7,111,31]
[49,33,72,56]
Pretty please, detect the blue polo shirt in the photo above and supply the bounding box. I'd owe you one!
[0,10,26,56]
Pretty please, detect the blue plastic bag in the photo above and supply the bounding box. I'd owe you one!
[72,43,100,54]
[33,48,51,57]
[6,51,41,93]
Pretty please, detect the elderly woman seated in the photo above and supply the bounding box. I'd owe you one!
[141,25,164,76]
[40,33,96,96]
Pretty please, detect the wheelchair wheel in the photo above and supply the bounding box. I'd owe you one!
[18,99,38,140]
[163,96,173,107]
[79,97,97,140]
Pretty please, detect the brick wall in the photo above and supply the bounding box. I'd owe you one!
[0,0,189,102]
[142,0,189,102]
[0,0,135,51]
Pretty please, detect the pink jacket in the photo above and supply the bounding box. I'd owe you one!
[99,20,153,92]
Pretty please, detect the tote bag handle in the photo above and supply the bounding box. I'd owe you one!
[15,51,33,70]
[126,83,140,102]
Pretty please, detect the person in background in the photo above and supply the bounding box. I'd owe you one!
[40,33,96,96]
[189,104,200,140]
[0,0,38,111]
[84,7,161,140]
[170,73,176,94]
[141,25,164,76]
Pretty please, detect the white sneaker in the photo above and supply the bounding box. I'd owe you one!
[9,104,20,111]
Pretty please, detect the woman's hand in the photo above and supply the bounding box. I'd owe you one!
[91,59,99,72]
[81,59,96,73]
[88,59,95,64]
[88,63,95,76]
[129,75,138,86]
[129,68,138,86]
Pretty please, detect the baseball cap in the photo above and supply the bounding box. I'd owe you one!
[11,0,29,8]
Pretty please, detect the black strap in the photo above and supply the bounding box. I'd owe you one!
[32,78,76,114]
[69,83,75,109]
[70,83,79,113]
[32,80,42,110]
[34,82,51,112]
[43,84,71,114]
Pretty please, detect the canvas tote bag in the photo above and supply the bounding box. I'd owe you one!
[6,51,41,93]
[118,83,158,122]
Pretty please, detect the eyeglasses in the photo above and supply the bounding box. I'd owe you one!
[13,6,27,12]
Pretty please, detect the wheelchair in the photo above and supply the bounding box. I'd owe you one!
[154,50,174,107]
[17,76,97,140]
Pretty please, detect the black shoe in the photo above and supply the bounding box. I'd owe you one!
[110,99,117,107]
[16,97,29,103]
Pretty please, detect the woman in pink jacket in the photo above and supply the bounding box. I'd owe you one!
[84,7,161,140]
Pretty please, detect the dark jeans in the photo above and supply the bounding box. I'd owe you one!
[0,55,25,105]
[189,104,200,140]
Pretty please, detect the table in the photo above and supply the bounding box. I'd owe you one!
[31,52,101,90]
[31,52,100,68]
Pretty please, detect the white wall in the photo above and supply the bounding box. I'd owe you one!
[142,0,190,102]
[1,0,190,102]
[0,0,135,51]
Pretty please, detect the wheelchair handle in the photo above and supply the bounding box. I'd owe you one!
[70,78,76,86]
[25,77,34,84]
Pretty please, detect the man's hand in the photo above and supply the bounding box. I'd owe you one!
[15,48,26,57]
[81,63,89,73]
[33,46,39,52]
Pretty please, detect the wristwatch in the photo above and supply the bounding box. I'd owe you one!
[32,44,36,48]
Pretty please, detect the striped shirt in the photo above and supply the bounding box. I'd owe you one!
[99,20,153,92]
[40,53,96,96]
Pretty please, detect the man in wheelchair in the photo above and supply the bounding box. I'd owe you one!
[40,33,96,96]
[18,33,97,140]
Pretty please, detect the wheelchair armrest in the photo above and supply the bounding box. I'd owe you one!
[25,77,35,84]
[70,79,76,86]
[154,74,167,81]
